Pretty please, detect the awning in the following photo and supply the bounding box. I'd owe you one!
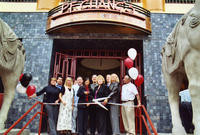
[46,0,151,35]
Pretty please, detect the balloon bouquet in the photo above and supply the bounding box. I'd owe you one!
[125,48,144,87]
[16,73,36,97]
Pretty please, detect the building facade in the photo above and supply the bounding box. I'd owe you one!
[0,0,193,133]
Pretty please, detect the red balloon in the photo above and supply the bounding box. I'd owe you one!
[135,74,144,87]
[26,85,36,97]
[19,74,24,81]
[124,58,133,69]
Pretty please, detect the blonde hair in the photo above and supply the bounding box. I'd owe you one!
[64,77,73,89]
[111,73,119,83]
[97,75,105,84]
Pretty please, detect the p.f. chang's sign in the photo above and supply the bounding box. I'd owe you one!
[47,0,151,34]
[50,0,150,20]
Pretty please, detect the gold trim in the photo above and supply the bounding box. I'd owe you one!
[0,2,194,14]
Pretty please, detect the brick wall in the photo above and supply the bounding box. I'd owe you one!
[0,12,53,132]
[143,13,182,132]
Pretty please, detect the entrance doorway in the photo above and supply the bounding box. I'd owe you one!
[50,39,143,85]
[50,39,145,133]
[50,38,144,102]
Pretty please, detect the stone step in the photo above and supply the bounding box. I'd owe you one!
[158,134,193,135]
[29,133,193,135]
[0,129,30,135]
[1,131,193,135]
[0,131,193,135]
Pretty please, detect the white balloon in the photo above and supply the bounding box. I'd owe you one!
[16,84,26,94]
[128,67,138,80]
[128,48,137,60]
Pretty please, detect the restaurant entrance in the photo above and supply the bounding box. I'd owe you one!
[50,39,144,132]
[51,39,143,84]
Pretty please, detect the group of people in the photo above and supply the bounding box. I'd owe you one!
[29,74,141,135]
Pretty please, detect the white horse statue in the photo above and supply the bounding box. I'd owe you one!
[162,0,200,134]
[0,18,25,129]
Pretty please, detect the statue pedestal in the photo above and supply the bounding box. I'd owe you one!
[0,129,30,135]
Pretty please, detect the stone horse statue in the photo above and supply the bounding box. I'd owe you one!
[0,18,25,129]
[162,1,200,135]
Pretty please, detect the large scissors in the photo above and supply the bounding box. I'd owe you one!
[92,92,114,111]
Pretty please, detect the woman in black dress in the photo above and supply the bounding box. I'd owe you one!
[94,75,111,135]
